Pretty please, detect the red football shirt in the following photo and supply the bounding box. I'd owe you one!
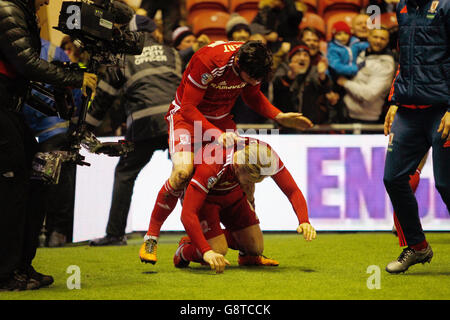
[181,138,310,254]
[168,41,281,133]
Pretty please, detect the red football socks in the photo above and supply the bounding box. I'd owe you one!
[146,180,182,237]
[180,242,203,263]
[410,239,429,251]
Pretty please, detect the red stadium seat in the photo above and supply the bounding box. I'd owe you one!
[229,0,259,23]
[191,10,230,42]
[324,11,358,41]
[379,12,398,29]
[319,0,362,20]
[186,0,229,12]
[229,0,259,12]
[302,0,318,13]
[235,9,258,23]
[299,12,326,39]
[186,0,229,25]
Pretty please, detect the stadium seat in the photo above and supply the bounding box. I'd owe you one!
[186,0,229,25]
[236,9,258,23]
[319,0,362,20]
[302,0,318,13]
[324,11,358,41]
[229,0,259,23]
[379,12,398,30]
[299,12,326,39]
[229,0,259,12]
[186,0,229,12]
[191,10,230,43]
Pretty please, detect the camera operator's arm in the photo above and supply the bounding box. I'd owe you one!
[86,67,125,128]
[0,4,96,91]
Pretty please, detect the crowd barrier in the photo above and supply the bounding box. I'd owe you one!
[73,132,449,242]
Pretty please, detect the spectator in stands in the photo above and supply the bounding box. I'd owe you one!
[337,27,395,124]
[249,33,267,44]
[140,0,181,44]
[351,14,370,42]
[226,13,251,42]
[172,26,210,71]
[327,21,368,81]
[273,43,332,129]
[326,21,368,122]
[172,26,196,51]
[250,0,305,52]
[366,0,399,13]
[300,27,325,66]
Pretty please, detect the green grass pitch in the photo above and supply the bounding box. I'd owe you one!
[1,232,449,300]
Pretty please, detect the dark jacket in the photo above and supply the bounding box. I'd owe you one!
[0,0,83,111]
[389,0,450,110]
[273,64,332,127]
[87,32,182,142]
[250,0,303,43]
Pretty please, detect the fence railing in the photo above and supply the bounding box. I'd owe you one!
[236,123,384,134]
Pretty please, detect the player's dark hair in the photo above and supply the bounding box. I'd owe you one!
[236,41,273,82]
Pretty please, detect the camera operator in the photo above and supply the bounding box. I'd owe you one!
[88,15,182,246]
[0,0,97,291]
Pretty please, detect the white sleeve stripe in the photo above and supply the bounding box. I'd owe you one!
[188,74,208,89]
[273,165,285,175]
[191,179,209,193]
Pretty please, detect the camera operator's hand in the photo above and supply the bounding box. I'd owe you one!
[82,72,97,98]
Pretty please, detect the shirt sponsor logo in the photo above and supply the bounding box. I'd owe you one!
[210,82,246,90]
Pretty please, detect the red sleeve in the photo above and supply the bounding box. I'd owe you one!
[180,56,222,133]
[271,167,310,224]
[180,165,216,255]
[241,83,281,120]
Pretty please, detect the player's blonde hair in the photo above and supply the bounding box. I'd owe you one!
[234,142,279,183]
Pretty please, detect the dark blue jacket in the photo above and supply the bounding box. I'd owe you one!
[327,37,369,79]
[389,0,450,111]
[22,39,83,143]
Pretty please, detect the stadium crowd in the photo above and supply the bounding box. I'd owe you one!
[89,0,401,137]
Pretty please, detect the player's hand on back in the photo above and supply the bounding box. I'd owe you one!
[218,131,241,148]
[297,223,317,241]
[203,250,230,274]
[275,112,314,131]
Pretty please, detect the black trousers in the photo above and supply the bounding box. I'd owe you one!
[105,136,168,237]
[0,108,38,279]
[384,107,450,246]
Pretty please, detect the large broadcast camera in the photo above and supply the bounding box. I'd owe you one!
[30,0,144,184]
[54,0,144,64]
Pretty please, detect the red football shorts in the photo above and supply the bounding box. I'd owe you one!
[196,187,260,240]
[165,107,237,155]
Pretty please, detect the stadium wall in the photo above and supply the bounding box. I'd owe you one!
[73,135,450,242]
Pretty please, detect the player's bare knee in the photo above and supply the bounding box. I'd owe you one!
[170,166,193,189]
